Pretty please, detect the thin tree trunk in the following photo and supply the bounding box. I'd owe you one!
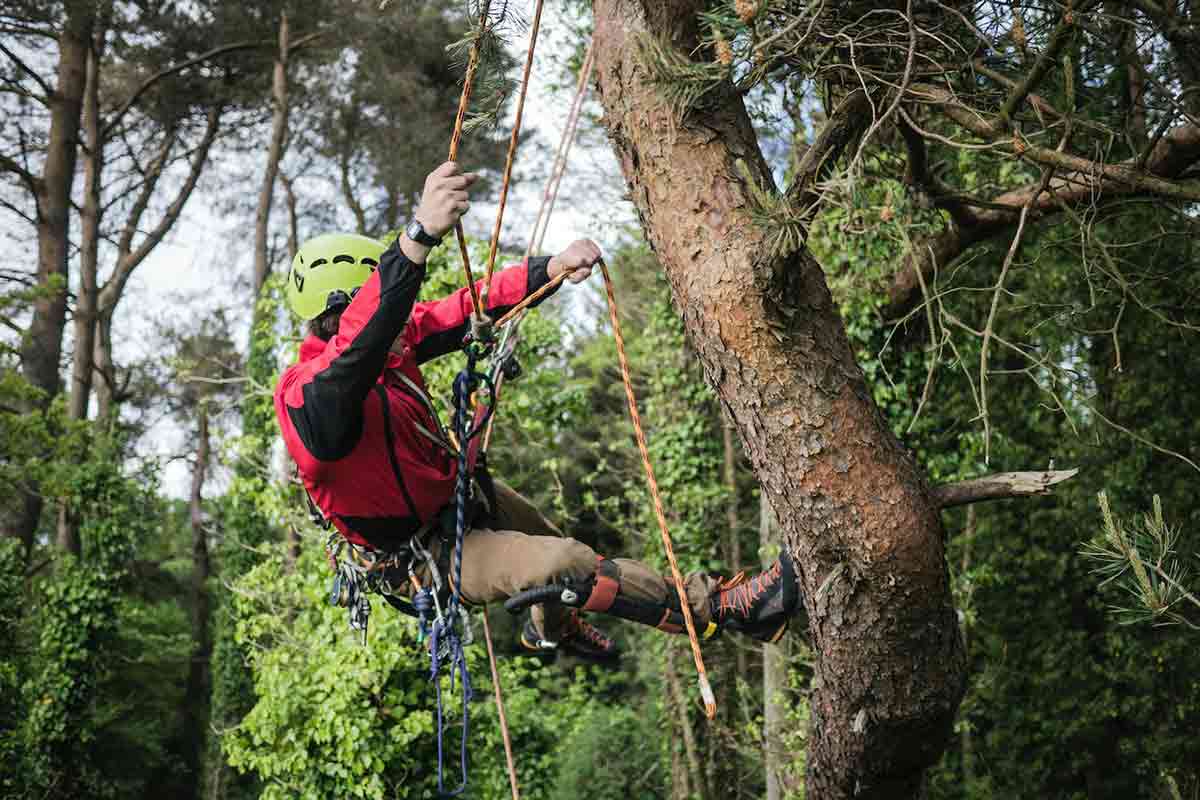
[6,3,96,550]
[762,495,786,800]
[253,12,290,297]
[666,643,708,800]
[184,403,213,785]
[59,23,108,554]
[959,505,977,786]
[592,3,965,796]
[93,310,116,421]
[280,172,302,570]
[723,418,749,713]
[671,742,688,800]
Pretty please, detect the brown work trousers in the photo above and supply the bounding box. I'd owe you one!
[427,480,717,640]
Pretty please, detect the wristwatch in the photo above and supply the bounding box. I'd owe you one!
[405,218,443,247]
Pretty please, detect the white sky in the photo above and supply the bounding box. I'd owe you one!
[116,3,636,497]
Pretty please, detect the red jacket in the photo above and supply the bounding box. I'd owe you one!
[274,240,556,551]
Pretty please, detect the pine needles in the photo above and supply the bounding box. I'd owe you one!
[636,33,729,119]
[1082,493,1200,630]
[445,1,522,133]
[735,158,809,259]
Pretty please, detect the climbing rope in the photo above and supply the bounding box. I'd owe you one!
[595,260,716,719]
[481,611,521,800]
[493,262,718,719]
[428,346,495,796]
[485,40,594,451]
[481,0,546,308]
[526,40,596,259]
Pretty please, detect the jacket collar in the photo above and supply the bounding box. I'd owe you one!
[298,334,406,370]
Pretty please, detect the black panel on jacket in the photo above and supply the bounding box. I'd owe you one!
[288,242,425,461]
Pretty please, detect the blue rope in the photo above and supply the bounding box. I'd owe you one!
[428,346,494,797]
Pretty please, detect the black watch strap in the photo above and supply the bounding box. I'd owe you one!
[406,218,443,247]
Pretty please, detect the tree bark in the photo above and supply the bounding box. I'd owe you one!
[59,19,109,555]
[665,642,708,800]
[933,469,1078,510]
[253,12,290,297]
[184,403,213,786]
[6,2,96,549]
[591,2,965,796]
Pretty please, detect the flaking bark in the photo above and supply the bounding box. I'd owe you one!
[591,1,966,796]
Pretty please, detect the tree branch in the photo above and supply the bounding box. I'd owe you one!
[785,89,872,211]
[112,123,176,269]
[0,150,40,195]
[102,40,262,138]
[124,104,222,275]
[0,39,53,101]
[916,83,1200,202]
[993,7,1082,130]
[934,469,1079,510]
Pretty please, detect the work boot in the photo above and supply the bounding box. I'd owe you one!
[519,611,619,661]
[709,551,799,643]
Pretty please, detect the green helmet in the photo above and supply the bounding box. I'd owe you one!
[286,232,386,320]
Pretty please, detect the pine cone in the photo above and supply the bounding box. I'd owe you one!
[715,37,734,67]
[1011,9,1027,53]
[735,0,758,24]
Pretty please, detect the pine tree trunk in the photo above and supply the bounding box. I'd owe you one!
[185,404,213,787]
[591,2,966,796]
[959,505,977,786]
[665,643,708,800]
[253,12,290,297]
[59,26,107,555]
[5,3,96,550]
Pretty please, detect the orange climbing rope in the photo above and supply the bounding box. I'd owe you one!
[596,257,716,718]
[495,264,718,719]
[449,5,550,797]
[447,15,715,796]
[481,611,521,800]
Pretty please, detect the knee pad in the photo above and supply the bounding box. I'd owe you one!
[579,558,687,634]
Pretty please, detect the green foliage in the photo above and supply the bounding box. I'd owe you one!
[1084,494,1198,631]
[549,705,659,800]
[1,427,171,800]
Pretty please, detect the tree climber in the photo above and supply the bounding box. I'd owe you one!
[274,161,800,661]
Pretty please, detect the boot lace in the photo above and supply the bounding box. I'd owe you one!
[716,561,781,619]
[564,611,612,651]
